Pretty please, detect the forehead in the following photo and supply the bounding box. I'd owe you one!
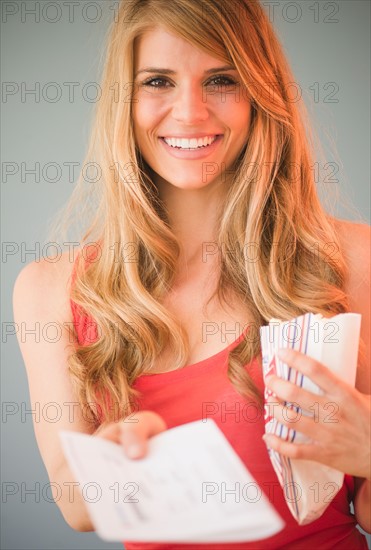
[134,26,227,71]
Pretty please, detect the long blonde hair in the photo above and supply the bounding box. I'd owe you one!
[53,0,351,425]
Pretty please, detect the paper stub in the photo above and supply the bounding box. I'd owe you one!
[260,312,361,525]
[59,419,284,543]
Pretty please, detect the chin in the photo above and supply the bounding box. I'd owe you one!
[168,180,214,190]
[159,170,220,188]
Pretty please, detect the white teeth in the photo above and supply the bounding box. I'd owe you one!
[163,135,218,149]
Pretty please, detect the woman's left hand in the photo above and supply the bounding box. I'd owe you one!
[263,347,371,480]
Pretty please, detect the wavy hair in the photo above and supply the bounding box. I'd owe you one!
[53,0,352,426]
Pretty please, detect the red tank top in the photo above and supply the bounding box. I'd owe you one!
[70,255,368,550]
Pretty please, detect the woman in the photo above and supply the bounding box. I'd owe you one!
[13,0,370,548]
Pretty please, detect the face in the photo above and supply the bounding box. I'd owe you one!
[132,27,252,193]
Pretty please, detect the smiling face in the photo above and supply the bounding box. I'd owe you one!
[132,27,252,192]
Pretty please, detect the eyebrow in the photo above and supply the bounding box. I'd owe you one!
[134,66,236,77]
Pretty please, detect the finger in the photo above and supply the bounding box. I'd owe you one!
[276,348,345,394]
[262,433,323,461]
[94,421,121,442]
[265,375,327,412]
[266,398,336,439]
[120,411,167,459]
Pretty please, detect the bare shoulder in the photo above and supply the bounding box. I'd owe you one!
[13,250,78,324]
[332,218,370,393]
[332,217,370,279]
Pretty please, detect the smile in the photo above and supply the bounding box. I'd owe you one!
[161,135,219,150]
[158,134,223,160]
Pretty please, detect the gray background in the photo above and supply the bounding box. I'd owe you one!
[1,1,370,549]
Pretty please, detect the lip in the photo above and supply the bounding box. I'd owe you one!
[159,133,223,139]
[159,134,223,160]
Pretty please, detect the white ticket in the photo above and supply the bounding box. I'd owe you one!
[60,419,284,542]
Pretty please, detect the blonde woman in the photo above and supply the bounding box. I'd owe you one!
[13,0,370,548]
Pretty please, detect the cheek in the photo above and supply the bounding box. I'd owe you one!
[133,106,149,136]
[133,97,167,130]
[229,103,252,142]
[215,97,251,125]
[230,100,251,121]
[133,106,154,154]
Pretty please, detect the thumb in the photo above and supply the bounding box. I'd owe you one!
[120,410,167,459]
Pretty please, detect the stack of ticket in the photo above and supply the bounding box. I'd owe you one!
[60,419,284,542]
[260,312,361,525]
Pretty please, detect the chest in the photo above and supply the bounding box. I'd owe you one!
[150,282,254,373]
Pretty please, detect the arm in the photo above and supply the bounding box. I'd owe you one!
[342,222,371,531]
[13,254,96,531]
[13,254,168,532]
[354,477,371,533]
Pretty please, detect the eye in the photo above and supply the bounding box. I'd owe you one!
[206,75,238,88]
[141,77,171,89]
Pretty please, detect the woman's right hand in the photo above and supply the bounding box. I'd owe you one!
[94,410,167,459]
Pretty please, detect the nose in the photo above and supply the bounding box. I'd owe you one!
[171,83,209,124]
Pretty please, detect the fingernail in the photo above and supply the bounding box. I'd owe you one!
[277,348,290,359]
[126,443,143,458]
[262,434,272,447]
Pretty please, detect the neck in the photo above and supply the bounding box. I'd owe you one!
[154,174,228,269]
